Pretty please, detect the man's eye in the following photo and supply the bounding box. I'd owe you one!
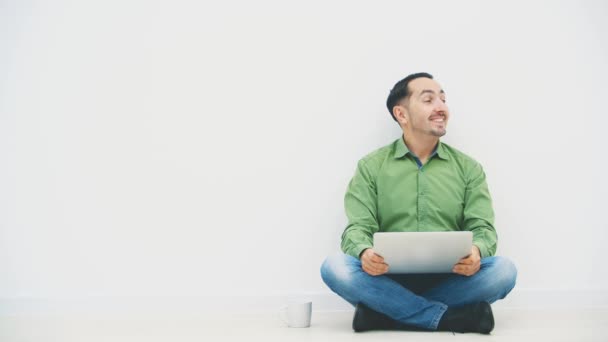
[423,99,432,103]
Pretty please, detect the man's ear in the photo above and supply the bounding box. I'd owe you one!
[393,104,408,126]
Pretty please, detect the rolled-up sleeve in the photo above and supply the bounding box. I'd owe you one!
[341,160,380,258]
[463,162,498,258]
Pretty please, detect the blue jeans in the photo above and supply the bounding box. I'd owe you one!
[320,252,517,330]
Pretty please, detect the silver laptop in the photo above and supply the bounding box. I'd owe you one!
[373,231,472,274]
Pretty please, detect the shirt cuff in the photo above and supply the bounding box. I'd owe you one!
[473,241,489,258]
[352,244,373,259]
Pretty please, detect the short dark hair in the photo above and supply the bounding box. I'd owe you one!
[386,72,434,122]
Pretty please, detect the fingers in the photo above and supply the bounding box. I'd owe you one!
[360,249,389,276]
[457,256,474,265]
[458,249,480,265]
[362,249,385,263]
[361,255,388,276]
[452,262,481,276]
[369,254,385,264]
[363,261,389,276]
[453,251,480,275]
[363,259,389,275]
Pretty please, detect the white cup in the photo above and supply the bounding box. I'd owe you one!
[280,301,312,328]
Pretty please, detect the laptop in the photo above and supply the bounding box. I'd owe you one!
[373,231,472,274]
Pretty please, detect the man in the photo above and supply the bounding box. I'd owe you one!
[320,73,517,334]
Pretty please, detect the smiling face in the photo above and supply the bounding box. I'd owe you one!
[394,77,449,138]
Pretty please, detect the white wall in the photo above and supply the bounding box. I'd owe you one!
[1,0,607,310]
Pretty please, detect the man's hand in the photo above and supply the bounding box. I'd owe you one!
[452,245,481,276]
[360,248,389,276]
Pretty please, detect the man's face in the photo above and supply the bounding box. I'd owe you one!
[399,77,449,137]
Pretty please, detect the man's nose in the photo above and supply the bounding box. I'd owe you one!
[434,99,448,113]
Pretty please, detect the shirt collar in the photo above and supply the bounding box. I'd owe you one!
[393,136,450,160]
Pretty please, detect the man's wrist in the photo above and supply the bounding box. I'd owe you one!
[359,248,369,259]
[473,244,481,258]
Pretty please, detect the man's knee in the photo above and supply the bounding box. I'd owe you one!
[320,252,359,289]
[484,256,518,294]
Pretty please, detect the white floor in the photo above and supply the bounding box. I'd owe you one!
[2,308,608,342]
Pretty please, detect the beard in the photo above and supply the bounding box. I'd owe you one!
[430,127,447,137]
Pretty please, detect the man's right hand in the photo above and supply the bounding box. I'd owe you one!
[360,248,389,276]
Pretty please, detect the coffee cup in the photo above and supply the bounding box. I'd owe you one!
[280,301,312,328]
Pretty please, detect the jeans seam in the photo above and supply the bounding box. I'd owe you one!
[430,303,448,330]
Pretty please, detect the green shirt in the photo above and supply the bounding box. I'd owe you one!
[341,137,497,259]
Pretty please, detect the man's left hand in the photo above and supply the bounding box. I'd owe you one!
[452,245,481,276]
